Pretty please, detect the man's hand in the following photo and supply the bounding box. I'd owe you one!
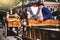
[37,17,44,22]
[38,9,44,21]
[28,13,32,19]
[39,17,44,21]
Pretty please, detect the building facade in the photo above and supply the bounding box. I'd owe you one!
[24,0,60,12]
[41,0,60,12]
[17,0,60,12]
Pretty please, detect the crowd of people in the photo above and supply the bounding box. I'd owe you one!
[0,3,60,27]
[6,3,54,21]
[27,3,53,21]
[0,3,60,40]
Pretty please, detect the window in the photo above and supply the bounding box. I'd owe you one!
[25,0,40,3]
[45,0,56,2]
[30,0,39,2]
[54,6,58,11]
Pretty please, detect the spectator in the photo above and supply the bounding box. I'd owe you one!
[27,3,42,20]
[38,3,53,20]
[52,11,60,20]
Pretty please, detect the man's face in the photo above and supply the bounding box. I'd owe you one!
[32,4,37,7]
[39,5,44,9]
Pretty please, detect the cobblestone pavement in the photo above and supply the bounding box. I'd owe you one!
[0,28,6,40]
[7,36,17,40]
[0,28,17,40]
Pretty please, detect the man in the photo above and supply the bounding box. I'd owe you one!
[27,3,43,21]
[39,3,53,20]
[52,11,60,20]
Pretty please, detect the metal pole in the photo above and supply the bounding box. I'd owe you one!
[22,0,24,10]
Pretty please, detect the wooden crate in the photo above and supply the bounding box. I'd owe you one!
[7,18,21,27]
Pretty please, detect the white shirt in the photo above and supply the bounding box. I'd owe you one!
[27,6,39,15]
